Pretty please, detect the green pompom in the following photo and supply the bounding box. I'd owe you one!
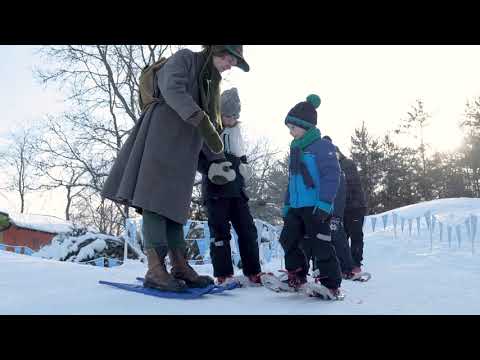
[306,94,321,109]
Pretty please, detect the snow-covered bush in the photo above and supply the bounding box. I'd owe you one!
[33,227,142,265]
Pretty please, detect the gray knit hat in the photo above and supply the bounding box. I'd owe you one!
[221,87,241,119]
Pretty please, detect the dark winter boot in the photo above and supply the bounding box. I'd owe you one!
[248,272,273,285]
[143,248,187,292]
[282,267,307,290]
[169,248,215,288]
[216,274,234,285]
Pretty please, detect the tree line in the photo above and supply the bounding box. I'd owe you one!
[1,46,479,235]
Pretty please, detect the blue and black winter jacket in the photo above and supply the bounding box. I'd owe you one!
[285,138,341,213]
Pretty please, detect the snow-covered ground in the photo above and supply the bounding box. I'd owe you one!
[1,198,480,315]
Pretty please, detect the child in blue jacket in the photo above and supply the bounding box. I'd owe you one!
[280,94,343,298]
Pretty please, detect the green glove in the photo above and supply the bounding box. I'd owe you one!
[198,112,224,154]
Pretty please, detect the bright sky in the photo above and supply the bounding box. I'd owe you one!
[1,45,479,217]
[215,45,474,154]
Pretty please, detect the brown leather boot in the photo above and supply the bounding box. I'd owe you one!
[143,247,187,292]
[169,248,214,288]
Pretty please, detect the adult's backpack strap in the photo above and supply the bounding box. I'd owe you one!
[138,57,168,112]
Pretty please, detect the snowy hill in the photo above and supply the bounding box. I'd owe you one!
[1,198,480,315]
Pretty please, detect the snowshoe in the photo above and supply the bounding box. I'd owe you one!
[302,282,345,301]
[343,268,372,282]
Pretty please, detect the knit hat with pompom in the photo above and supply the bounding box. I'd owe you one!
[285,94,321,130]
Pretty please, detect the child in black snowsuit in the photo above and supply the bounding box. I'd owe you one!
[280,95,343,298]
[199,88,263,285]
[337,147,368,274]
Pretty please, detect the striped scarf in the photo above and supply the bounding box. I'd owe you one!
[289,127,321,188]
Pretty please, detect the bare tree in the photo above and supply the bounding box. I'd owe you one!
[35,45,180,125]
[0,125,42,213]
[250,150,290,225]
[243,137,284,224]
[33,45,182,233]
[70,189,125,235]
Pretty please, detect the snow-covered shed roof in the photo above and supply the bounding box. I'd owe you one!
[0,210,73,234]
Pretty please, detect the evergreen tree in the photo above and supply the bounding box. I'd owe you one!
[396,99,434,201]
[378,134,421,211]
[349,121,383,214]
[461,97,480,196]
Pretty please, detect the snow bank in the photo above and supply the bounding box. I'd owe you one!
[1,197,480,314]
[33,229,141,263]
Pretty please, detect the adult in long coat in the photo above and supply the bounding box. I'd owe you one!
[102,45,250,291]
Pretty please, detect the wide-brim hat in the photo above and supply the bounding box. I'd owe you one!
[224,45,250,72]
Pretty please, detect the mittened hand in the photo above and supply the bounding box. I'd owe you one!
[208,161,236,185]
[197,112,224,154]
[238,163,253,181]
[282,205,291,219]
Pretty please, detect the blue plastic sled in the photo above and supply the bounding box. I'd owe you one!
[135,277,239,293]
[99,278,238,300]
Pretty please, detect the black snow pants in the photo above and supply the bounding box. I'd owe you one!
[206,197,261,277]
[302,217,353,274]
[280,207,342,289]
[344,208,366,267]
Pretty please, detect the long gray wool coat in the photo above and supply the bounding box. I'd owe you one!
[102,49,223,224]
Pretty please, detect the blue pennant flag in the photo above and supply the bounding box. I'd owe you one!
[471,214,477,254]
[382,214,389,230]
[232,253,241,268]
[95,257,105,267]
[108,258,120,267]
[371,217,377,232]
[447,226,452,247]
[125,218,137,250]
[392,213,398,237]
[424,211,431,231]
[465,218,471,241]
[456,225,462,248]
[400,217,405,233]
[470,214,477,241]
[262,243,273,263]
[196,239,208,258]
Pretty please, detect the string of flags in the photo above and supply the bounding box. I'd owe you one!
[0,244,34,255]
[365,211,478,253]
[79,257,123,268]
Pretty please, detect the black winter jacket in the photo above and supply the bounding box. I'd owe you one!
[339,155,367,212]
